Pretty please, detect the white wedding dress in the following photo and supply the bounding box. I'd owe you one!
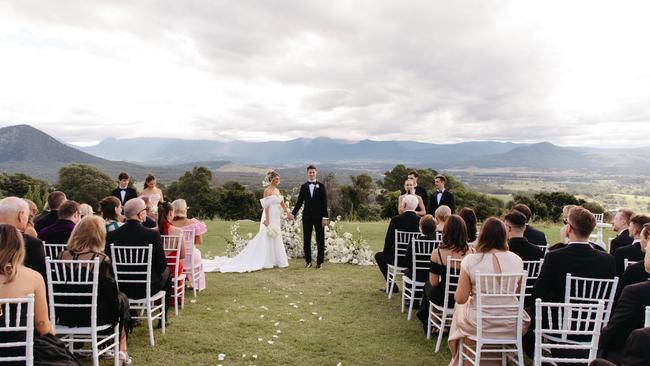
[203,195,289,273]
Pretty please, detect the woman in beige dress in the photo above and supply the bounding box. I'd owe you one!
[447,217,529,366]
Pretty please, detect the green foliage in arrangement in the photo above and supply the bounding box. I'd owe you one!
[0,173,51,208]
[166,166,220,219]
[57,164,114,210]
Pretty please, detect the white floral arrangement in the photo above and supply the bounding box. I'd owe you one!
[223,222,253,257]
[266,224,281,239]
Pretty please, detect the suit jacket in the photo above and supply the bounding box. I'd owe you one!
[427,189,455,214]
[292,181,328,222]
[592,328,650,366]
[524,225,547,246]
[22,233,46,281]
[614,261,650,307]
[37,219,76,244]
[610,229,634,255]
[508,237,544,261]
[111,187,138,206]
[415,186,429,210]
[382,211,421,267]
[34,210,58,233]
[533,243,616,303]
[614,241,644,277]
[598,281,650,361]
[105,220,168,300]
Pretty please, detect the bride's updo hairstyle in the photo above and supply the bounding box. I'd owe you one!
[263,170,279,187]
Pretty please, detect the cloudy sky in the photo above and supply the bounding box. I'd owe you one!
[1,1,650,147]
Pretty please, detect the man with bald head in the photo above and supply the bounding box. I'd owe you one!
[0,197,47,280]
[106,198,170,306]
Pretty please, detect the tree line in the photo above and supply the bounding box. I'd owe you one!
[0,163,604,222]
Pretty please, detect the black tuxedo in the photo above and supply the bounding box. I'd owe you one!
[375,211,421,283]
[598,281,650,364]
[34,210,58,233]
[105,220,170,300]
[292,181,329,265]
[427,189,455,214]
[592,327,650,366]
[614,260,649,308]
[508,237,544,261]
[614,241,644,277]
[111,187,138,206]
[22,233,46,281]
[524,225,547,246]
[610,229,633,255]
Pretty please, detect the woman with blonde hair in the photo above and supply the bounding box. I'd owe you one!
[78,203,94,218]
[22,198,39,237]
[58,216,132,364]
[171,198,207,291]
[398,179,427,216]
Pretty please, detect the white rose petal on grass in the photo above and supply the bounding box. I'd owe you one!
[274,322,280,327]
[206,307,211,311]
[318,316,323,321]
[267,340,275,345]
[260,305,269,310]
[258,338,263,342]
[309,302,313,305]
[217,353,226,361]
[252,354,258,359]
[260,315,265,318]
[299,318,305,322]
[284,295,289,298]
[276,330,282,334]
[190,299,197,304]
[273,335,279,339]
[337,363,342,366]
[311,312,318,315]
[225,310,229,313]
[242,354,246,358]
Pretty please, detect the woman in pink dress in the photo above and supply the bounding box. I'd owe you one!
[171,199,207,291]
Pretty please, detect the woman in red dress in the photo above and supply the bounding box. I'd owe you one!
[158,201,185,305]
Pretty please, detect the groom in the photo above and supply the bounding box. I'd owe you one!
[292,165,329,269]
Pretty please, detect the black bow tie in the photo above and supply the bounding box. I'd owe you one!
[120,188,126,191]
[436,190,442,194]
[309,182,317,185]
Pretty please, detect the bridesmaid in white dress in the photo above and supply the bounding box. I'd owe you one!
[140,174,164,216]
[203,170,293,273]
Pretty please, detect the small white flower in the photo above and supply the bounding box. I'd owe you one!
[276,330,282,334]
[260,314,265,318]
[311,312,318,315]
[267,340,274,345]
[318,316,323,321]
[242,354,246,358]
[190,299,197,304]
[274,322,280,326]
[217,353,226,361]
[273,335,278,339]
[258,338,263,342]
[299,318,305,322]
[252,354,258,359]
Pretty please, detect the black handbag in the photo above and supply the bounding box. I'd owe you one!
[33,333,81,366]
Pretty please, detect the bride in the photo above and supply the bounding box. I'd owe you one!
[203,170,293,273]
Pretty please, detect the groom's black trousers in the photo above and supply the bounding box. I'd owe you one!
[303,217,325,264]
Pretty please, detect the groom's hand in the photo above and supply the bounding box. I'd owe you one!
[321,218,328,227]
[287,213,295,221]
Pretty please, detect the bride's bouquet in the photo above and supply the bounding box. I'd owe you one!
[266,224,281,239]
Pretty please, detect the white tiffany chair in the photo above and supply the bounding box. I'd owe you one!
[110,244,166,346]
[402,238,439,320]
[458,271,528,366]
[386,230,420,299]
[162,235,186,316]
[522,259,544,300]
[533,300,605,366]
[182,227,203,297]
[46,258,120,366]
[564,274,618,326]
[593,213,604,224]
[428,257,463,353]
[645,306,650,328]
[623,259,637,271]
[0,294,35,365]
[43,242,67,259]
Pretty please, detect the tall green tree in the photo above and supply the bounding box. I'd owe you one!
[380,164,437,192]
[215,181,259,220]
[0,173,51,208]
[57,164,114,210]
[166,166,220,219]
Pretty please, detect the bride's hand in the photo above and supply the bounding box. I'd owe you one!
[264,218,270,227]
[287,213,294,221]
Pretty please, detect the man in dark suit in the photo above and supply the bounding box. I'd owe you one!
[105,198,170,303]
[427,175,455,214]
[111,171,138,207]
[591,327,650,366]
[37,200,80,244]
[614,260,649,306]
[610,208,635,255]
[505,210,544,261]
[512,203,547,247]
[291,165,329,269]
[614,215,650,277]
[525,206,616,358]
[375,195,421,292]
[0,197,46,281]
[597,280,650,364]
[34,191,66,232]
[408,171,429,209]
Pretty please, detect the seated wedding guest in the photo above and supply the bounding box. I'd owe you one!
[140,196,158,229]
[408,171,429,209]
[512,203,547,246]
[434,205,451,232]
[610,208,635,255]
[139,174,164,218]
[447,217,528,365]
[106,198,170,315]
[21,198,39,238]
[158,201,185,304]
[505,210,544,261]
[416,214,473,332]
[526,206,616,357]
[0,197,46,280]
[171,199,207,291]
[597,279,650,364]
[591,327,650,366]
[99,196,124,232]
[404,214,437,283]
[557,204,577,245]
[32,201,49,229]
[614,214,650,277]
[111,171,138,207]
[34,191,66,232]
[398,179,427,216]
[78,203,93,218]
[38,200,80,244]
[458,207,478,247]
[58,216,133,364]
[427,175,455,214]
[375,195,421,293]
[614,223,650,305]
[0,224,54,361]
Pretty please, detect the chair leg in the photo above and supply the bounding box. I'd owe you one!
[147,303,155,346]
[161,298,166,334]
[427,303,433,340]
[91,331,99,366]
[113,326,120,366]
[435,309,446,353]
[386,271,393,298]
[174,280,179,316]
[407,291,415,320]
[458,339,464,366]
[401,285,406,313]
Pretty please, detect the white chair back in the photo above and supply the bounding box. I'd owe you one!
[435,232,442,241]
[0,294,34,365]
[533,300,605,366]
[162,235,183,278]
[393,230,420,267]
[645,306,650,328]
[564,274,618,325]
[43,243,67,259]
[593,213,604,223]
[475,272,527,343]
[623,259,637,271]
[45,258,100,327]
[410,239,439,279]
[182,227,196,264]
[442,257,463,310]
[522,259,544,299]
[110,244,154,300]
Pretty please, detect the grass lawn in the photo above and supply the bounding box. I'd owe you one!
[93,219,613,365]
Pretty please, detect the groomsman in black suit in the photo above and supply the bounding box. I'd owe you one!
[292,165,329,269]
[609,208,635,254]
[407,171,429,209]
[613,214,650,276]
[111,171,138,206]
[427,175,455,214]
[512,203,547,247]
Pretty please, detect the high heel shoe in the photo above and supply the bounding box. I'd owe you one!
[118,351,132,365]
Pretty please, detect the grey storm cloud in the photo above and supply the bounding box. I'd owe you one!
[1,0,650,147]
